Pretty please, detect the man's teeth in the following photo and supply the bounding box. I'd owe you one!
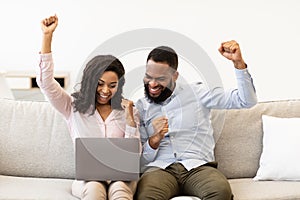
[150,87,160,92]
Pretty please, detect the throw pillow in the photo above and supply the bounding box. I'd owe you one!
[254,115,300,181]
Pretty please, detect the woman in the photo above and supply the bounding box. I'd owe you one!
[38,15,140,200]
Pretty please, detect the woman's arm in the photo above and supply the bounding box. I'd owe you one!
[121,99,136,127]
[40,15,57,54]
[37,15,73,119]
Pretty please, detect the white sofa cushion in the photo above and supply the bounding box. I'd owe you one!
[0,175,77,199]
[254,115,300,181]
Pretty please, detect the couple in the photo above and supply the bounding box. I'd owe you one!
[39,15,257,200]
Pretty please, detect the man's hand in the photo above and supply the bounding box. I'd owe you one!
[41,15,58,35]
[149,116,168,149]
[218,40,246,69]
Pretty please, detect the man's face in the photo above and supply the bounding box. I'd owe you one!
[143,59,178,103]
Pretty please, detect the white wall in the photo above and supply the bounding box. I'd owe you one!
[0,0,299,102]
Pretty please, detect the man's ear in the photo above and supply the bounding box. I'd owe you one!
[173,71,179,81]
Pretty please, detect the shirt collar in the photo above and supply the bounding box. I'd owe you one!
[160,82,184,105]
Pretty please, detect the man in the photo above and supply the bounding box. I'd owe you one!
[135,40,257,200]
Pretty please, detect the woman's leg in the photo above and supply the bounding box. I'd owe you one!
[108,181,137,200]
[72,180,107,200]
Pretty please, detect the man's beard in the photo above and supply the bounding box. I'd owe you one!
[144,82,174,104]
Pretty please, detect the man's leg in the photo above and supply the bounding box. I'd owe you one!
[135,167,180,200]
[182,165,233,200]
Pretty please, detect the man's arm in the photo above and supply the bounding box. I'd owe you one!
[199,40,257,109]
[148,116,168,149]
[136,100,169,165]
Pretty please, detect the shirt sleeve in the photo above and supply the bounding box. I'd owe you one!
[198,68,257,109]
[124,108,140,139]
[136,99,159,164]
[36,53,73,119]
[124,107,142,154]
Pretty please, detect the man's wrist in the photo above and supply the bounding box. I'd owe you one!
[233,60,247,69]
[149,134,161,149]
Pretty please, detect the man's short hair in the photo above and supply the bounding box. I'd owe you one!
[147,46,178,70]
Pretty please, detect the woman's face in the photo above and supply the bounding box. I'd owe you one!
[96,71,119,105]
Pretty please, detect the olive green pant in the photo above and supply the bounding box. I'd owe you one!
[135,162,233,200]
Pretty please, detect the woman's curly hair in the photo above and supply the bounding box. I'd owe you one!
[71,55,125,115]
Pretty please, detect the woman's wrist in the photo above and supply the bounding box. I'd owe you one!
[126,117,136,127]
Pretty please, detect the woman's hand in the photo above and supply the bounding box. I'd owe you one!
[41,15,58,35]
[121,99,136,127]
[40,15,58,54]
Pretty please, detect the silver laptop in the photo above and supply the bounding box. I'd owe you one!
[75,137,140,181]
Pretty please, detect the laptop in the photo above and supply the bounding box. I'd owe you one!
[75,137,140,181]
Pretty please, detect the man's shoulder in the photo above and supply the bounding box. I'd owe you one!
[135,97,149,111]
[176,82,206,94]
[136,97,147,104]
[178,82,203,88]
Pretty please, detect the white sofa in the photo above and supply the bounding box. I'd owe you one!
[1,98,300,200]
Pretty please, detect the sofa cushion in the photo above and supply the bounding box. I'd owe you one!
[254,115,300,181]
[0,99,75,178]
[0,175,77,199]
[213,100,300,179]
[229,178,300,200]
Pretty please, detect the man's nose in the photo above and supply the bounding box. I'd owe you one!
[149,79,159,86]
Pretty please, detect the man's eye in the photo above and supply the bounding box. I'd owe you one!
[157,78,166,81]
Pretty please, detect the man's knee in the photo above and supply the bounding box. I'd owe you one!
[135,171,179,200]
[135,187,172,200]
[210,183,232,200]
[184,166,232,200]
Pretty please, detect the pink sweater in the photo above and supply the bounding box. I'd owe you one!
[37,53,140,143]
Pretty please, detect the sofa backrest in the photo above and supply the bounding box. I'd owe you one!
[1,99,300,180]
[0,99,74,179]
[213,100,300,179]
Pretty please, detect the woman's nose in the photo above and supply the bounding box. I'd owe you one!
[99,85,109,93]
